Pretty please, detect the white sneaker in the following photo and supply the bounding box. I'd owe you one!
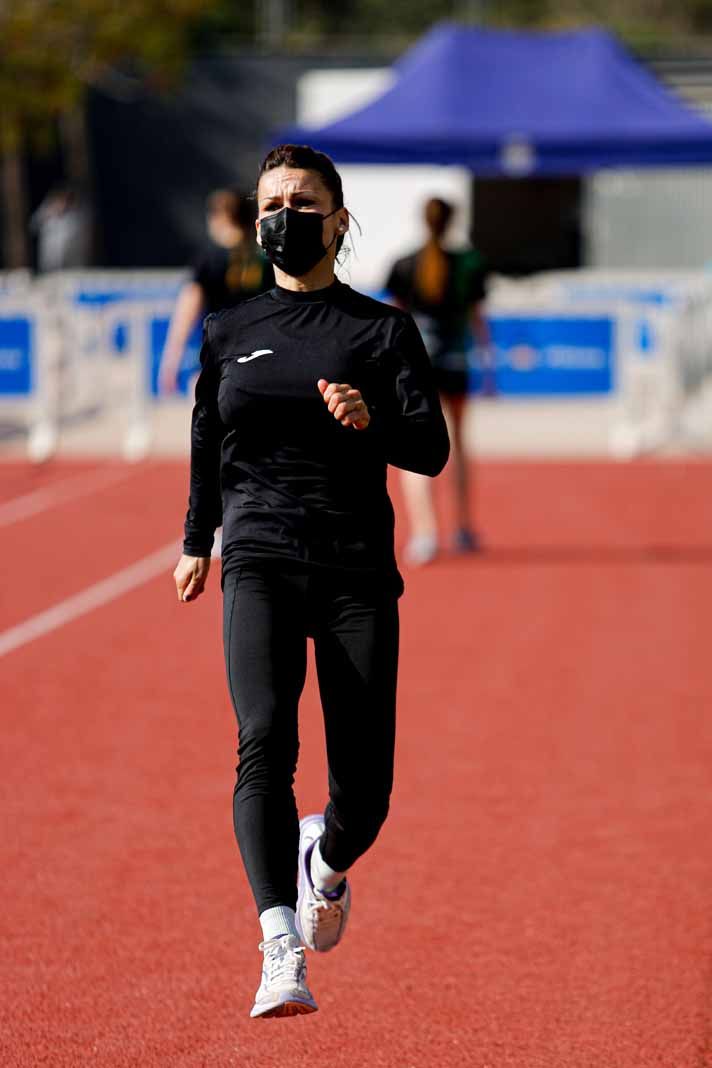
[250,934,318,1019]
[296,814,351,953]
[404,534,438,566]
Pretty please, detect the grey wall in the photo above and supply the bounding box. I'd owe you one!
[584,169,712,269]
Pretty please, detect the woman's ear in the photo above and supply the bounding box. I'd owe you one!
[255,218,262,246]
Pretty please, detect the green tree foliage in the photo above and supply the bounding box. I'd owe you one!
[0,0,212,265]
[0,0,212,151]
[201,0,712,52]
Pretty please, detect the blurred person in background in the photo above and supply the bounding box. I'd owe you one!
[159,189,273,392]
[172,144,449,1018]
[30,186,90,272]
[385,197,492,565]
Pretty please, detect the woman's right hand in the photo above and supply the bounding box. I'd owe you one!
[159,352,180,395]
[173,554,211,603]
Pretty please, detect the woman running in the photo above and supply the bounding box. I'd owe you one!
[385,197,491,565]
[173,144,449,1019]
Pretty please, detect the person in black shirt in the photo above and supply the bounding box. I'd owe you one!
[173,145,449,1019]
[159,189,273,392]
[385,198,491,564]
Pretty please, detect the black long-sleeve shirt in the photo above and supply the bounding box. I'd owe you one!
[183,280,449,594]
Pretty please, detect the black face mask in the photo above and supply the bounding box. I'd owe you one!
[259,206,339,278]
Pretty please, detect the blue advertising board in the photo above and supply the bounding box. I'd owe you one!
[73,284,181,307]
[488,315,613,395]
[0,317,33,397]
[559,282,679,307]
[155,313,614,398]
[65,280,200,394]
[149,319,203,396]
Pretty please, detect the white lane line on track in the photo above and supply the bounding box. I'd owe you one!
[0,541,180,659]
[0,466,135,529]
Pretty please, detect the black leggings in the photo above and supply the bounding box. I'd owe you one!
[222,564,399,915]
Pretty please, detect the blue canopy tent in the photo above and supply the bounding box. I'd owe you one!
[277,24,712,174]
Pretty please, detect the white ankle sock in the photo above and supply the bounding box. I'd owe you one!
[259,905,298,943]
[310,840,346,894]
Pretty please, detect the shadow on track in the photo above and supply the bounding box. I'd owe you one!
[467,545,712,566]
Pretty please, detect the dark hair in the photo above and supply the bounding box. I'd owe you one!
[424,197,454,239]
[415,197,455,305]
[257,144,344,208]
[257,144,346,253]
[206,189,256,231]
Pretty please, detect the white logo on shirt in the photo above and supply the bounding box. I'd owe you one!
[237,349,274,363]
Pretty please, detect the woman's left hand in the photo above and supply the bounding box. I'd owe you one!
[317,379,370,430]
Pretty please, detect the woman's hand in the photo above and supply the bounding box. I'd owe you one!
[317,379,370,430]
[173,554,211,603]
[159,350,181,395]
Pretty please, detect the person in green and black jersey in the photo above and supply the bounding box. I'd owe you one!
[386,197,493,565]
[159,189,273,393]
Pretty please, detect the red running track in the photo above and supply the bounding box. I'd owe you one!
[2,458,712,1067]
